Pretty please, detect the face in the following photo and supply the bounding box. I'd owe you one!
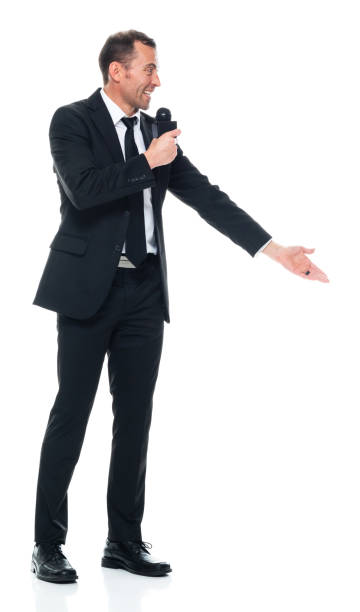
[109,40,161,112]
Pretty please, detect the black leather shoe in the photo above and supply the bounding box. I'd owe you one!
[101,539,172,576]
[31,543,78,583]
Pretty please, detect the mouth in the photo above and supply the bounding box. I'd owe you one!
[143,90,153,100]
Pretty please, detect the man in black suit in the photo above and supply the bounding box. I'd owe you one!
[31,29,329,583]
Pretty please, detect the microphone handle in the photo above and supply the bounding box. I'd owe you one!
[152,119,177,138]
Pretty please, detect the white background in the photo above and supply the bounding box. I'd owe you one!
[1,0,359,610]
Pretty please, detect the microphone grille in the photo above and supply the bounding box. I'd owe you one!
[156,107,171,121]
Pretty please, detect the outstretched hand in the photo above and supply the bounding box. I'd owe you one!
[263,243,329,282]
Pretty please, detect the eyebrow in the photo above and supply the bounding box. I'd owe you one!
[144,63,158,70]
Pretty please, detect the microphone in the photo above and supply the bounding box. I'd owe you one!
[152,108,177,138]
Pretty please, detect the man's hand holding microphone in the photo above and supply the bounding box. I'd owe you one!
[144,128,181,169]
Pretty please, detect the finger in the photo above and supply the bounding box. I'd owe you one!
[169,128,181,136]
[301,265,329,282]
[304,272,329,282]
[301,247,315,253]
[296,256,328,279]
[307,262,328,277]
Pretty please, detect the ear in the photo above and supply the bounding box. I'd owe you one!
[108,60,127,83]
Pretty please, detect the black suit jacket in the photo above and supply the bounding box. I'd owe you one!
[32,87,272,323]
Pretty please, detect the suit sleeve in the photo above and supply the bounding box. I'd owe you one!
[168,145,272,257]
[49,105,156,211]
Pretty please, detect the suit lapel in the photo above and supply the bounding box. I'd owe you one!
[139,112,154,149]
[86,88,125,163]
[139,112,162,214]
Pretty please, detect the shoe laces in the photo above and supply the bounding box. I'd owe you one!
[44,543,66,562]
[132,540,152,555]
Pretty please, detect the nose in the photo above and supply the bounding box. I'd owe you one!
[152,71,161,87]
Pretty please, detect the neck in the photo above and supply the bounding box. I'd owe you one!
[103,84,138,116]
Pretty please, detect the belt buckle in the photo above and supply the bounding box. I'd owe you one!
[118,255,136,269]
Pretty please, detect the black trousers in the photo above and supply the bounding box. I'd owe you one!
[34,254,165,545]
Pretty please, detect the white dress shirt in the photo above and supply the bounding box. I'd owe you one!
[100,88,272,261]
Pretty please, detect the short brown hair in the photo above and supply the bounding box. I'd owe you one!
[98,29,156,85]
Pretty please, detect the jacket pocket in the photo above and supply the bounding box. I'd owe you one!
[49,232,88,256]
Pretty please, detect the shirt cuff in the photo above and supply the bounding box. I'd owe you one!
[253,238,273,258]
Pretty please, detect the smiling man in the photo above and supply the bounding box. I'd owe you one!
[31,29,329,584]
[103,38,161,112]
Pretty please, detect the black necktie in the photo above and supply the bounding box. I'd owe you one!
[121,116,147,267]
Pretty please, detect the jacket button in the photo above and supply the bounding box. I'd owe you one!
[114,244,121,252]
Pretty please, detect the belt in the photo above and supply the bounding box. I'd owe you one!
[117,253,158,269]
[117,255,136,269]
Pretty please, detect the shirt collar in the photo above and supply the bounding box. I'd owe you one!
[100,87,141,126]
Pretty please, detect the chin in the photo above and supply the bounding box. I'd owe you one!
[139,98,150,110]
